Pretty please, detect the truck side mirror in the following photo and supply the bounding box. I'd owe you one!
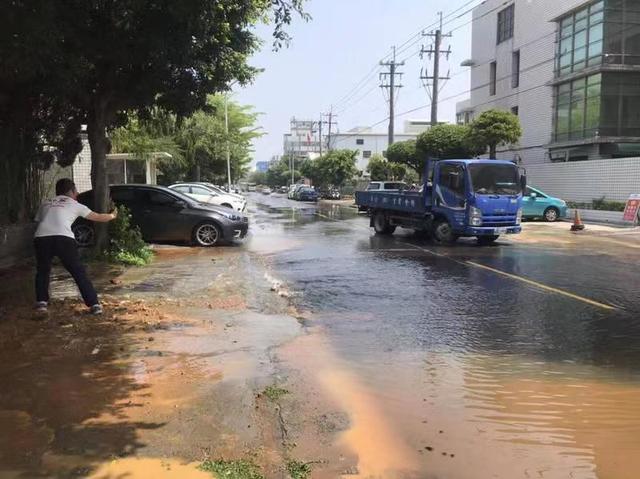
[520,174,527,192]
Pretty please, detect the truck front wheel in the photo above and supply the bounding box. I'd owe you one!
[432,220,458,244]
[373,212,396,235]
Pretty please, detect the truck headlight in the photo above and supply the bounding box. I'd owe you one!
[469,206,483,226]
[516,207,523,225]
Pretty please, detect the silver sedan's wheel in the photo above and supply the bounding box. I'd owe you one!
[543,207,559,222]
[194,223,221,247]
[72,224,95,247]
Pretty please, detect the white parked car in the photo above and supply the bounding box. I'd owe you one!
[169,183,247,211]
[196,182,246,202]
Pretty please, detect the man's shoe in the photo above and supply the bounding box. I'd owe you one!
[34,301,48,313]
[90,304,103,316]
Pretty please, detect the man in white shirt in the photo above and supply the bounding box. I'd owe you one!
[34,178,117,315]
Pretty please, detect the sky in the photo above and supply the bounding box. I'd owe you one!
[235,0,477,166]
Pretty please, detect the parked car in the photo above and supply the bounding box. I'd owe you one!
[73,185,248,247]
[366,181,408,192]
[168,183,246,212]
[320,188,341,200]
[262,187,272,195]
[279,186,288,194]
[296,187,318,202]
[194,182,246,202]
[289,184,305,199]
[522,186,567,222]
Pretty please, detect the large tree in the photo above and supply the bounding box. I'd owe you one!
[469,109,522,159]
[0,0,306,246]
[385,140,421,175]
[416,124,480,162]
[366,154,414,182]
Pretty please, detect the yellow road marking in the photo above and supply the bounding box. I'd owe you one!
[466,261,617,311]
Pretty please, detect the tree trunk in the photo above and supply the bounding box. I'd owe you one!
[489,144,497,159]
[87,106,111,251]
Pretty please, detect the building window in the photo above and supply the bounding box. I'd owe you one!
[362,150,372,159]
[554,73,601,142]
[557,1,604,76]
[511,106,519,116]
[489,61,497,96]
[603,0,640,66]
[511,51,520,88]
[600,72,640,136]
[497,4,514,44]
[356,139,364,145]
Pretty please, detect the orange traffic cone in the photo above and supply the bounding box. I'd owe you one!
[570,209,585,231]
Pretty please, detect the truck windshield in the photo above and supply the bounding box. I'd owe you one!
[469,164,521,195]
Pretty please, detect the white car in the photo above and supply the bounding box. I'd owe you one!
[169,183,247,211]
[196,182,246,202]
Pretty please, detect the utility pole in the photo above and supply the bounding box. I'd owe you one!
[380,47,404,145]
[318,116,323,156]
[224,93,232,191]
[421,12,451,126]
[321,108,337,151]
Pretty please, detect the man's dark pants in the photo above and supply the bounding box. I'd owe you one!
[34,236,98,307]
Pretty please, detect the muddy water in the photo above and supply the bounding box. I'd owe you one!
[251,194,640,478]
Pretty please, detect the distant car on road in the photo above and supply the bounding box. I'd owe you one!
[73,185,248,247]
[168,183,246,212]
[522,186,567,222]
[366,181,408,192]
[296,187,318,202]
[278,186,288,194]
[262,187,272,195]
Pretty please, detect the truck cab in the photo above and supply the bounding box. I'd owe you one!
[429,159,524,243]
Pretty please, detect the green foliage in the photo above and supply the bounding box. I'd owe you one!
[249,171,267,185]
[469,109,522,158]
[286,460,312,479]
[199,459,264,479]
[591,196,626,212]
[105,206,153,266]
[416,124,479,161]
[301,150,357,188]
[385,140,421,174]
[367,154,412,181]
[0,0,307,233]
[262,385,290,401]
[111,96,262,186]
[265,156,301,187]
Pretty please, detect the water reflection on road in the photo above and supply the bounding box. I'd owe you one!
[248,193,640,478]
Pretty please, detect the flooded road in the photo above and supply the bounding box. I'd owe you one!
[249,193,640,479]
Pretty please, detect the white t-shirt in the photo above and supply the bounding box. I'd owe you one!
[34,195,92,239]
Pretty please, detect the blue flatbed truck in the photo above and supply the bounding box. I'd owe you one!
[355,159,526,245]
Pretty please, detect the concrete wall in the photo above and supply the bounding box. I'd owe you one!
[0,223,35,269]
[527,157,640,203]
[468,0,587,166]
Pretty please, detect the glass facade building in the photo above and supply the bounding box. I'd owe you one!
[552,0,640,156]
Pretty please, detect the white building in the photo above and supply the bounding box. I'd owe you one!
[329,120,430,173]
[283,118,322,160]
[458,0,640,165]
[456,0,640,203]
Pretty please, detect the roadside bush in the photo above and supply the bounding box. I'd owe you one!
[591,196,626,212]
[106,205,153,266]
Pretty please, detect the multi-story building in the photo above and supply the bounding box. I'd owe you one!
[329,120,429,173]
[458,0,640,164]
[283,118,323,160]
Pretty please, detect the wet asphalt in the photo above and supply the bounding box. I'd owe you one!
[246,192,640,478]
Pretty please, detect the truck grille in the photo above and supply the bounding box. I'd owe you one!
[482,213,516,227]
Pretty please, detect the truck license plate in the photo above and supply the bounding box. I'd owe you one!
[495,227,507,234]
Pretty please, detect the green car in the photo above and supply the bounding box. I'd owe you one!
[522,186,568,222]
